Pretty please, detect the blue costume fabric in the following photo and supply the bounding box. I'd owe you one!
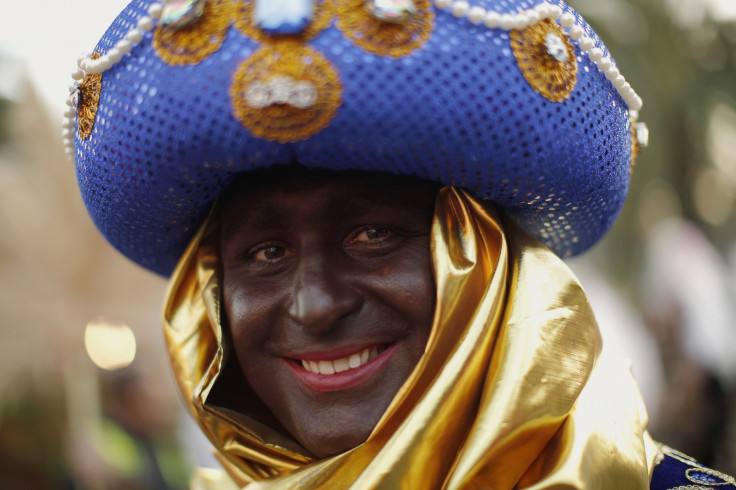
[651,446,735,490]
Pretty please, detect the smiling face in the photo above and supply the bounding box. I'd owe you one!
[219,167,437,458]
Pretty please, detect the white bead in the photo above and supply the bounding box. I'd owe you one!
[126,28,143,44]
[90,57,110,74]
[588,47,603,62]
[71,69,85,81]
[635,122,649,147]
[560,12,575,27]
[148,2,164,18]
[596,57,612,72]
[613,75,626,89]
[629,95,644,111]
[451,1,469,18]
[621,81,631,93]
[138,16,154,31]
[524,12,539,27]
[77,52,91,67]
[63,117,76,129]
[107,48,122,63]
[500,14,514,30]
[548,5,562,19]
[80,59,93,72]
[569,25,584,40]
[484,11,500,28]
[435,0,452,10]
[63,138,74,149]
[579,36,594,51]
[629,110,639,120]
[525,10,541,24]
[468,6,486,24]
[64,106,76,118]
[605,66,620,80]
[535,3,551,18]
[62,128,74,140]
[117,39,133,55]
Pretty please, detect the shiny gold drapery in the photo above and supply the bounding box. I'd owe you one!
[164,187,657,489]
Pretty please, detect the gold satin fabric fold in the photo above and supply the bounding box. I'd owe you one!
[164,187,657,489]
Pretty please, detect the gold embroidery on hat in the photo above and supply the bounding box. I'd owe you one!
[511,19,577,102]
[153,0,233,65]
[230,43,343,142]
[78,52,102,140]
[232,0,334,43]
[631,120,640,168]
[334,0,433,58]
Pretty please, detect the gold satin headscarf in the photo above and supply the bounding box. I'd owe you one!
[164,187,659,489]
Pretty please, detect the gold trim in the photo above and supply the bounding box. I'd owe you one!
[230,43,343,143]
[631,118,640,168]
[686,467,736,487]
[232,0,334,43]
[153,0,233,66]
[334,0,433,59]
[78,53,102,140]
[511,19,578,102]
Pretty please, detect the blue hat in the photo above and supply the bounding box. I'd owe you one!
[64,0,647,276]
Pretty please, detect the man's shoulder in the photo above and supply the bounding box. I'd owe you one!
[651,444,735,489]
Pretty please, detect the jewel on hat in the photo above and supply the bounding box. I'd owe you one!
[364,0,417,23]
[255,0,315,35]
[160,0,207,29]
[545,33,568,62]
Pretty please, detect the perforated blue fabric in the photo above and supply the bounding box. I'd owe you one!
[74,0,635,276]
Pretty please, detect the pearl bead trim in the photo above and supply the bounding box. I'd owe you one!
[432,0,643,114]
[64,0,643,158]
[63,3,164,157]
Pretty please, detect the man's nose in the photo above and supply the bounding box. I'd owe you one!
[286,253,362,335]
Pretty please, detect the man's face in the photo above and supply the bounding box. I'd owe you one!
[219,169,436,458]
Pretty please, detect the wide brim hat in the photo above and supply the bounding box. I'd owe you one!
[64,0,646,276]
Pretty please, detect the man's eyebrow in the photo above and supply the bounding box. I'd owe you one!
[222,206,285,236]
[330,191,410,216]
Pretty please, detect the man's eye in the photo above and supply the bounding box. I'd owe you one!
[351,226,393,244]
[251,245,288,262]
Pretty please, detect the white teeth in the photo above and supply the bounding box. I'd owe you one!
[318,360,335,375]
[333,358,350,373]
[348,353,361,369]
[300,346,382,375]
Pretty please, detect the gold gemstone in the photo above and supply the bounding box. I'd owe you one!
[161,0,207,29]
[365,0,417,23]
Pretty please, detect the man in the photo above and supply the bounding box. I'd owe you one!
[66,0,734,487]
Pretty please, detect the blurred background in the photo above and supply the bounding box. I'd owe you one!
[0,0,735,487]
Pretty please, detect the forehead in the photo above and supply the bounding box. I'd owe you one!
[219,167,439,224]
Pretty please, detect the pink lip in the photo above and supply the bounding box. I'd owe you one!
[284,343,399,393]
